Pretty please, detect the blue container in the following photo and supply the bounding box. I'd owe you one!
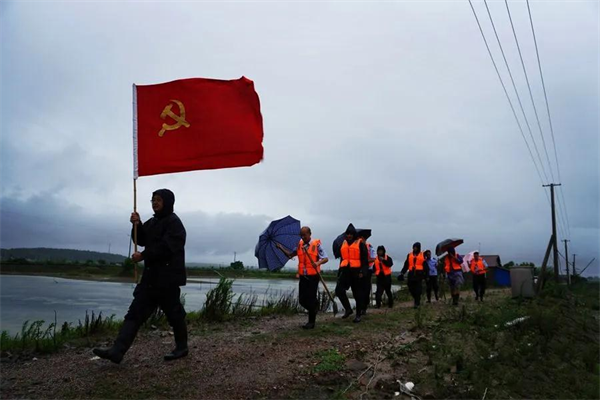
[494,267,511,286]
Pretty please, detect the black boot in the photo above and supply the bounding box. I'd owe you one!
[353,314,362,323]
[93,319,138,364]
[303,307,316,329]
[92,347,123,364]
[452,294,459,306]
[302,322,315,329]
[342,309,354,319]
[165,320,188,361]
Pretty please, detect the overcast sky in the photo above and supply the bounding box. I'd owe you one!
[1,1,598,276]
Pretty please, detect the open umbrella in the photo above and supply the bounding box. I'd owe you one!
[357,229,372,240]
[255,216,301,271]
[332,232,346,259]
[435,238,464,256]
[461,251,477,273]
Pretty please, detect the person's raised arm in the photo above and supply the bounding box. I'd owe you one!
[276,243,297,259]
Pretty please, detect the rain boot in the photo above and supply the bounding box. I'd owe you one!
[303,306,316,329]
[92,347,123,364]
[452,294,459,306]
[93,319,139,364]
[164,319,188,361]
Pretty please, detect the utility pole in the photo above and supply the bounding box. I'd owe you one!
[543,183,561,283]
[234,252,237,263]
[572,253,576,276]
[562,239,570,285]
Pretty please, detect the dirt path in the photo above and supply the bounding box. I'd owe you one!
[1,291,503,399]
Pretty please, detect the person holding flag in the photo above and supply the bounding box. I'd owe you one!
[94,76,265,364]
[94,189,188,363]
[400,242,429,309]
[470,251,488,301]
[374,246,394,308]
[277,226,329,329]
[335,224,369,323]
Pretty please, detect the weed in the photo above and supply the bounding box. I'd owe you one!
[312,348,346,373]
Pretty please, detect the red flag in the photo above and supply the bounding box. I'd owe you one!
[133,77,263,177]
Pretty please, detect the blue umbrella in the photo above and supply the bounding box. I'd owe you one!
[255,216,301,271]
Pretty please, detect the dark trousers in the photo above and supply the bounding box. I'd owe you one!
[299,275,319,323]
[114,284,187,355]
[473,274,487,300]
[335,268,365,315]
[375,274,393,308]
[407,278,424,307]
[426,275,439,301]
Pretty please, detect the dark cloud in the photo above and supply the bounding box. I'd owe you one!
[1,1,598,275]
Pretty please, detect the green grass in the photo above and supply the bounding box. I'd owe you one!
[1,311,120,354]
[312,348,346,373]
[404,281,600,399]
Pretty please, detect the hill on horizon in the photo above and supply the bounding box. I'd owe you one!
[0,248,128,264]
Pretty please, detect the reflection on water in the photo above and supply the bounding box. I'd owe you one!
[0,275,299,334]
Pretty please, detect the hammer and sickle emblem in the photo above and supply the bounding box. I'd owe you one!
[158,99,190,137]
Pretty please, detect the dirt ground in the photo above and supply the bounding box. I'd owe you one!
[0,289,513,399]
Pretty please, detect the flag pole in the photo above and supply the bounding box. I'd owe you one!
[133,178,138,283]
[132,83,139,284]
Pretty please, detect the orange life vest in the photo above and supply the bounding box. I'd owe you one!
[374,255,392,276]
[470,258,487,275]
[407,252,425,272]
[444,255,462,273]
[297,239,321,276]
[340,240,362,268]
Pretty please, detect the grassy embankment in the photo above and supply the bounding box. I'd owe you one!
[1,276,598,399]
[291,279,600,399]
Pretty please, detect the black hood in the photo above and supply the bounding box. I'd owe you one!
[153,188,175,218]
[412,242,422,253]
[345,223,357,237]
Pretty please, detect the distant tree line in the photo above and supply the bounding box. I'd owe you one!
[504,261,536,268]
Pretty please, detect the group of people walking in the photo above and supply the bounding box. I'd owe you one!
[92,188,489,364]
[285,223,491,329]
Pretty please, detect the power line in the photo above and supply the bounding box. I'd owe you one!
[469,0,569,243]
[504,0,556,183]
[482,0,550,184]
[525,0,572,239]
[468,0,548,188]
[503,0,570,241]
